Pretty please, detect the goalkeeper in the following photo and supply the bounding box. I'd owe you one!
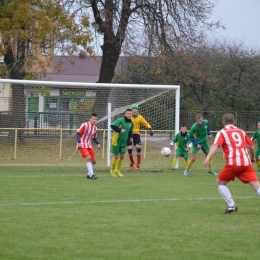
[251,121,260,172]
[127,104,153,171]
[170,125,192,170]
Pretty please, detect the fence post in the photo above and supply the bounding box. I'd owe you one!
[59,129,63,160]
[213,116,217,136]
[14,129,18,159]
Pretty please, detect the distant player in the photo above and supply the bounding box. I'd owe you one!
[251,121,260,172]
[76,113,101,180]
[204,113,260,214]
[110,109,134,177]
[170,125,192,170]
[127,104,153,171]
[184,114,217,176]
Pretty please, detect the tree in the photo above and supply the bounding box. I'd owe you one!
[113,40,260,114]
[66,0,222,116]
[0,0,93,142]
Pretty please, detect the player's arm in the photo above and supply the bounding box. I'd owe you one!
[111,125,121,132]
[140,116,153,136]
[206,125,213,140]
[189,135,198,147]
[76,132,81,143]
[170,134,177,149]
[246,135,255,162]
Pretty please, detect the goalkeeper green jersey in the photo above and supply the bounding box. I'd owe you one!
[111,117,134,146]
[252,129,260,147]
[190,119,210,146]
[171,132,191,152]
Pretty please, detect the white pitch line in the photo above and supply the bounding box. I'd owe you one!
[0,196,258,207]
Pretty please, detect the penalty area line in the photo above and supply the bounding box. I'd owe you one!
[0,196,258,207]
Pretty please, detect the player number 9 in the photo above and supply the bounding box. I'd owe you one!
[231,132,242,147]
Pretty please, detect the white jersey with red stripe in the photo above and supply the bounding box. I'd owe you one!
[77,122,98,148]
[214,124,253,166]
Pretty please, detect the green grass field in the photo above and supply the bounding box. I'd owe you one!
[1,157,260,260]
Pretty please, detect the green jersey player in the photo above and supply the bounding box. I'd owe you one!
[170,125,192,170]
[251,121,260,172]
[110,109,134,177]
[184,114,217,176]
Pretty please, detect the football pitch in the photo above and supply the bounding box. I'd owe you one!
[1,157,260,260]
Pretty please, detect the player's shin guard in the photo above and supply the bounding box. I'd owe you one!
[217,185,235,207]
[257,161,260,170]
[129,154,134,164]
[116,158,123,171]
[208,159,213,171]
[187,160,193,170]
[111,158,117,171]
[185,159,188,168]
[172,157,177,167]
[137,154,141,165]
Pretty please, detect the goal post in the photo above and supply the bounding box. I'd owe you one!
[0,79,180,170]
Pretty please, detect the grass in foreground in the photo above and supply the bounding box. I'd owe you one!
[0,162,260,260]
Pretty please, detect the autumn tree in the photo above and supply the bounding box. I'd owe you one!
[0,0,93,141]
[64,0,222,116]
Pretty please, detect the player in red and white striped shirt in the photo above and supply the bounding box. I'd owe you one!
[76,113,101,179]
[204,113,260,214]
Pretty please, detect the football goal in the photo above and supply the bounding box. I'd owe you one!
[0,79,180,170]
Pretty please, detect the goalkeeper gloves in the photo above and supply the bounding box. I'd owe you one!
[149,129,153,136]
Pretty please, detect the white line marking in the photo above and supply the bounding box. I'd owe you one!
[0,196,258,207]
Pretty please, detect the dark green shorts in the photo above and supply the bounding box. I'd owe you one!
[111,145,127,155]
[192,142,209,155]
[255,148,260,158]
[175,148,189,160]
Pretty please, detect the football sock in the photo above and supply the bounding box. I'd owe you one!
[116,158,123,171]
[111,158,117,171]
[217,185,235,207]
[86,162,93,176]
[172,157,177,167]
[129,155,134,164]
[185,159,188,168]
[137,154,141,165]
[187,160,193,170]
[208,159,212,171]
[256,187,260,195]
[257,161,260,170]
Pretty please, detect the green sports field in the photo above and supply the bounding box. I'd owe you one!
[1,156,260,260]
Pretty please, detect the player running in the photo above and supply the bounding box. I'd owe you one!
[170,125,192,170]
[184,114,217,176]
[204,113,260,214]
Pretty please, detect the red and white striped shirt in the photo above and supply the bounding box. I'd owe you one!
[214,124,253,166]
[77,122,98,148]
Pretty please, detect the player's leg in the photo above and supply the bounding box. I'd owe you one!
[202,143,218,176]
[78,147,94,178]
[114,146,126,177]
[216,166,237,214]
[127,139,135,170]
[111,146,119,177]
[255,149,260,172]
[134,135,142,171]
[183,151,189,169]
[184,146,198,175]
[172,148,180,170]
[87,149,97,179]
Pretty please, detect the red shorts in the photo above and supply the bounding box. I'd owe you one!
[218,164,258,183]
[78,147,96,159]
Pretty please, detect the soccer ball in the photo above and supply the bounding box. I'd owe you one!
[161,147,171,157]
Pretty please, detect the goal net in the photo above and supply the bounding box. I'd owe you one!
[0,79,180,171]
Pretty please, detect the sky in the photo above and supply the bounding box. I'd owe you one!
[209,0,260,48]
